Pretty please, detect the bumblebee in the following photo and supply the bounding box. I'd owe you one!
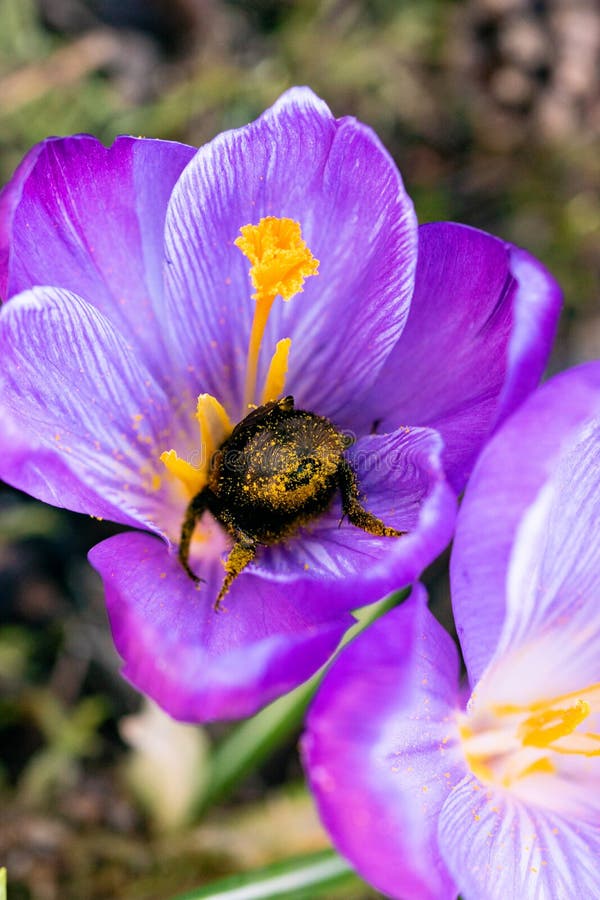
[179,395,404,608]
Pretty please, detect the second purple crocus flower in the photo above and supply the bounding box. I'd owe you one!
[304,362,600,898]
[0,88,560,721]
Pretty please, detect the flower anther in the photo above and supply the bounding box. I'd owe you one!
[460,680,600,789]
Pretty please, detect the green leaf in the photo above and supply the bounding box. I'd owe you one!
[170,849,358,900]
[0,867,6,900]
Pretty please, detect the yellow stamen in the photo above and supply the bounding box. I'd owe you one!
[549,732,600,757]
[160,394,232,498]
[494,682,600,716]
[160,449,205,497]
[459,680,600,789]
[235,216,319,407]
[262,338,291,405]
[519,757,555,778]
[195,393,233,481]
[519,700,590,749]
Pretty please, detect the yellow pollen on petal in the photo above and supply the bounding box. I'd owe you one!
[261,337,292,404]
[235,216,319,408]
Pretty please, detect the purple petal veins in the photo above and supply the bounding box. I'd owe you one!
[452,360,600,686]
[1,135,195,381]
[0,286,181,531]
[160,87,419,423]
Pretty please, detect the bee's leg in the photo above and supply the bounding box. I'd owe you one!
[178,487,211,583]
[338,458,406,537]
[215,534,257,611]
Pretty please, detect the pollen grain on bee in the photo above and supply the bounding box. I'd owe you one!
[183,434,405,476]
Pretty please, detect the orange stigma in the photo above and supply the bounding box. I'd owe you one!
[235,216,319,408]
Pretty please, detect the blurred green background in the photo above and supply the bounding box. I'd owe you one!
[0,1,598,897]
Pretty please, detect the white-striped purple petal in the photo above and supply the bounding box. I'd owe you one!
[452,361,600,687]
[303,586,464,900]
[161,86,418,424]
[0,286,184,534]
[2,135,195,381]
[439,775,600,899]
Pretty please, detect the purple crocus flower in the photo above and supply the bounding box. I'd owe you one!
[0,88,560,722]
[303,361,600,898]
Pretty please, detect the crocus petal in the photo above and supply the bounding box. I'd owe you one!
[0,286,182,532]
[505,417,600,641]
[495,246,562,423]
[162,86,418,423]
[257,426,456,606]
[303,586,464,900]
[451,361,600,686]
[2,134,195,378]
[360,223,561,491]
[0,142,44,299]
[439,774,600,900]
[484,415,600,701]
[90,531,355,722]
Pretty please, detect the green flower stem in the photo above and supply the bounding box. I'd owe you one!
[170,849,358,900]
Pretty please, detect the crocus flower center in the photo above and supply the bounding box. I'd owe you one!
[159,216,319,498]
[458,681,600,790]
[156,216,404,607]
